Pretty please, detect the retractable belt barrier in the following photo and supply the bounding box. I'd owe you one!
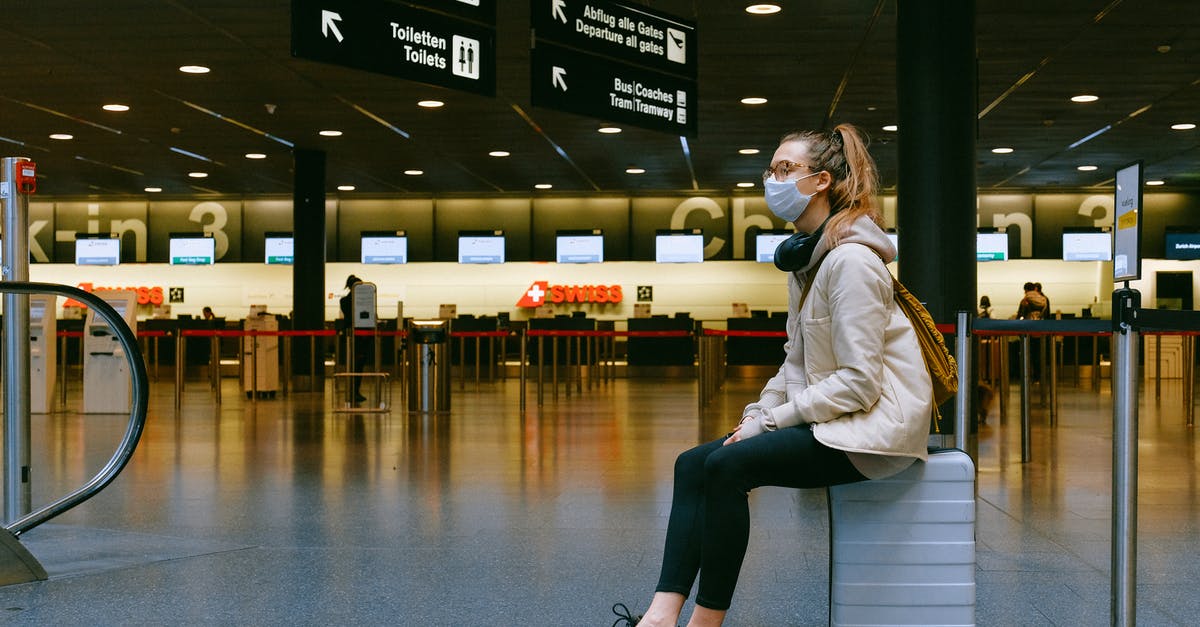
[449,330,513,391]
[174,328,340,408]
[519,329,691,409]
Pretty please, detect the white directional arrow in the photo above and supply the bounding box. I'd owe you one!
[551,0,567,24]
[552,66,568,91]
[321,10,344,43]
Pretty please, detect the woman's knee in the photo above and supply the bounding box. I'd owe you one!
[674,443,711,481]
[702,447,747,490]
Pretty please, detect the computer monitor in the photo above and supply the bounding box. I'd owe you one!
[1164,227,1200,260]
[75,233,120,266]
[1062,228,1112,261]
[169,232,216,265]
[458,230,505,264]
[655,229,704,263]
[360,231,408,264]
[976,231,1008,262]
[264,232,294,265]
[556,229,604,263]
[754,230,792,263]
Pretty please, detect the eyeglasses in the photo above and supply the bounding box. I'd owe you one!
[762,160,817,182]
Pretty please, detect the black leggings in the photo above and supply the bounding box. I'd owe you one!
[654,426,866,610]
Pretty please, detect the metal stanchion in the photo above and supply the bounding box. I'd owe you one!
[58,333,68,410]
[537,335,545,406]
[1111,289,1138,627]
[174,331,184,411]
[211,334,222,405]
[1154,334,1162,401]
[1049,335,1059,426]
[282,335,291,397]
[1020,334,1031,463]
[954,312,970,454]
[1186,335,1195,427]
[519,330,527,412]
[552,334,559,401]
[998,336,1009,423]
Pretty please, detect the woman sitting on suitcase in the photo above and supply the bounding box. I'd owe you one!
[614,124,933,627]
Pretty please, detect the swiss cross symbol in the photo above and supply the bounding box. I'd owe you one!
[516,281,550,308]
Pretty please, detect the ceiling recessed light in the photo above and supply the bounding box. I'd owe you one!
[144,187,162,193]
[534,183,553,189]
[488,150,510,157]
[598,126,622,134]
[179,65,210,74]
[882,125,898,132]
[736,182,755,188]
[1170,123,1196,130]
[318,130,343,137]
[245,153,266,160]
[745,4,782,14]
[991,147,1014,154]
[48,133,74,140]
[188,171,208,178]
[1077,165,1098,171]
[740,97,768,105]
[1071,94,1099,103]
[337,185,356,191]
[1146,180,1165,186]
[403,169,423,176]
[102,104,130,112]
[625,167,646,174]
[738,148,760,155]
[417,100,444,108]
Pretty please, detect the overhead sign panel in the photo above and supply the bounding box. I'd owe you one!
[531,0,697,79]
[291,0,495,96]
[532,42,697,137]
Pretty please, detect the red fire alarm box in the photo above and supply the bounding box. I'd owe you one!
[15,161,36,194]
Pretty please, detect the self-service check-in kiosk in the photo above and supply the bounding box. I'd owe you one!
[83,290,137,414]
[242,304,279,398]
[29,294,57,414]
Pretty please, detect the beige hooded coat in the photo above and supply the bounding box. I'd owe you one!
[755,216,933,478]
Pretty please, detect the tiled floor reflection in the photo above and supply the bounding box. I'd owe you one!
[1,374,1198,625]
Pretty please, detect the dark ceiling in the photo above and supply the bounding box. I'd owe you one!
[1,0,1197,198]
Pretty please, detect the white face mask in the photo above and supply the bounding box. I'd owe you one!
[763,172,818,222]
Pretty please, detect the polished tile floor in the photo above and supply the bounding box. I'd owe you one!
[1,370,1198,626]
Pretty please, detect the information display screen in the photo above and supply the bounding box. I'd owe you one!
[169,233,215,265]
[361,231,408,264]
[1062,229,1112,261]
[556,230,604,263]
[1165,228,1200,260]
[264,232,294,265]
[976,232,1009,262]
[75,235,120,266]
[755,232,791,263]
[459,231,505,264]
[655,230,704,263]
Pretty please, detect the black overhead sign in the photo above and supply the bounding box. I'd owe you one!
[532,42,697,137]
[530,0,698,136]
[291,0,495,96]
[531,0,697,79]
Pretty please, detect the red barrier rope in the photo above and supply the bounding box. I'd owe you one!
[180,329,339,338]
[701,329,786,337]
[525,329,691,338]
[450,331,512,338]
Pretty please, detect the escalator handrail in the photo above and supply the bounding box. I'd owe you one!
[1,282,149,536]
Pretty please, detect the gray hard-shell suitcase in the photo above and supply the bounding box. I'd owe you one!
[828,448,976,626]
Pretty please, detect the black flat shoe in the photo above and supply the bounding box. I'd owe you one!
[611,603,642,627]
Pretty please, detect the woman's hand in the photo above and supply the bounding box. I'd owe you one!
[724,412,767,446]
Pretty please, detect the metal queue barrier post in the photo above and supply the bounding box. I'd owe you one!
[954,312,971,454]
[519,329,527,412]
[1110,288,1139,627]
[1020,334,1032,463]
